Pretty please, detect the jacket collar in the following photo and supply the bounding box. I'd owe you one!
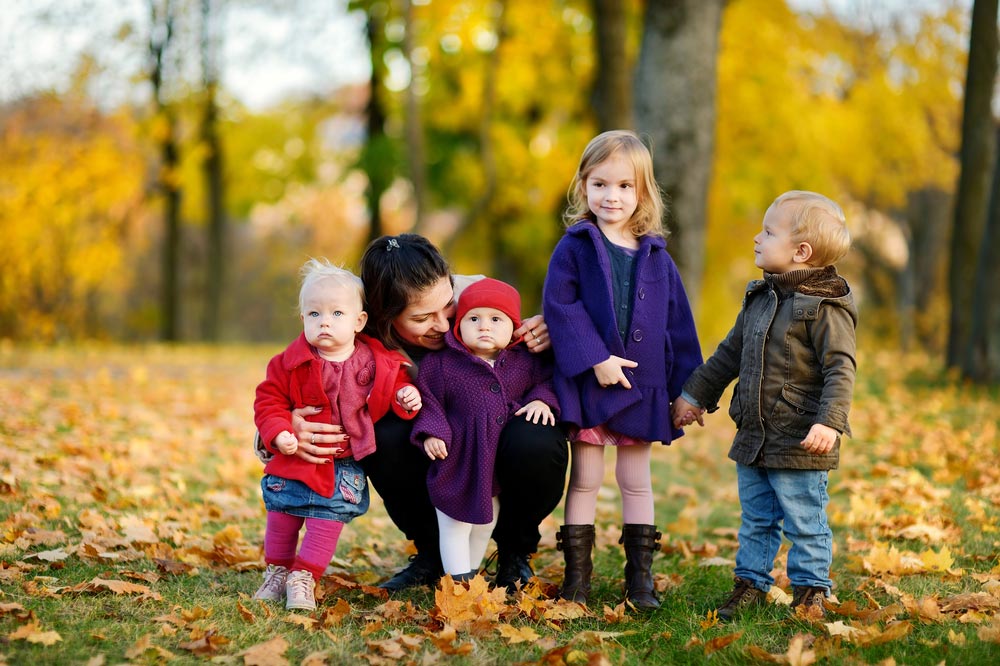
[566,221,666,253]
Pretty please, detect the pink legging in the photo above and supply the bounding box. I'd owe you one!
[563,441,654,525]
[264,511,344,580]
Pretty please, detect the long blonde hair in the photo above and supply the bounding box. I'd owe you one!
[563,130,667,238]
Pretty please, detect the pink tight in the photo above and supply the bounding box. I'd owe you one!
[563,441,654,525]
[264,511,344,580]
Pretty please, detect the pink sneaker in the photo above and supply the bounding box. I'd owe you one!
[253,564,289,602]
[285,570,316,611]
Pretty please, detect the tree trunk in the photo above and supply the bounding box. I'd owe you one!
[364,9,389,246]
[402,0,429,233]
[590,0,631,132]
[633,0,725,305]
[946,0,998,367]
[150,0,182,342]
[444,0,507,259]
[964,123,1000,383]
[200,0,225,342]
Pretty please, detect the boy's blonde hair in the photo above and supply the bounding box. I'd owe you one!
[564,130,667,238]
[772,190,850,267]
[298,258,364,312]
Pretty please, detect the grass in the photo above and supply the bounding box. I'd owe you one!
[1,343,999,665]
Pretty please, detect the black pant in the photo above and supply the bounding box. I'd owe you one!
[361,412,568,558]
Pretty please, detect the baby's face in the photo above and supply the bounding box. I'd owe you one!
[458,307,514,360]
[300,279,367,357]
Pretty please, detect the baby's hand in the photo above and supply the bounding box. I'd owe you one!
[515,400,556,426]
[423,436,448,460]
[593,356,638,389]
[801,423,838,455]
[671,397,705,428]
[274,431,298,455]
[397,385,422,412]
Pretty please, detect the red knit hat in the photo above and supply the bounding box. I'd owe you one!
[454,277,522,345]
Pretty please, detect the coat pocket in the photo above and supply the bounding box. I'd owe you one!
[770,384,820,438]
[727,382,743,429]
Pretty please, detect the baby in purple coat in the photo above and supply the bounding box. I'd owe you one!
[411,278,560,581]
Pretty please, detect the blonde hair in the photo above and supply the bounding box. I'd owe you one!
[298,258,364,313]
[564,130,667,238]
[772,190,851,267]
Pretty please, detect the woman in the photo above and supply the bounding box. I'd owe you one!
[279,234,568,592]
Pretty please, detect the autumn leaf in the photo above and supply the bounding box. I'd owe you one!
[704,630,742,654]
[320,598,351,626]
[8,621,61,646]
[496,623,540,644]
[239,636,290,666]
[178,628,230,655]
[431,574,509,630]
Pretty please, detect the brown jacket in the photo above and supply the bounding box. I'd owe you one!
[683,266,857,470]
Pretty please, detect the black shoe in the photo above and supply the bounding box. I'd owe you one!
[379,553,442,592]
[494,551,533,592]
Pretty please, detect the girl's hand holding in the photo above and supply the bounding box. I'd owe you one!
[397,385,422,413]
[517,314,551,353]
[801,423,837,455]
[593,356,638,389]
[291,406,346,463]
[515,400,556,426]
[423,436,448,460]
[671,396,705,428]
[274,431,298,455]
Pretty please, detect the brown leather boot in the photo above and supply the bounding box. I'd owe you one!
[620,524,661,610]
[556,524,595,604]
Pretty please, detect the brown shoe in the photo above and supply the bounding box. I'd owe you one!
[716,576,765,621]
[791,586,827,618]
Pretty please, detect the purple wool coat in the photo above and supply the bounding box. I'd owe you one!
[542,222,702,443]
[411,332,560,525]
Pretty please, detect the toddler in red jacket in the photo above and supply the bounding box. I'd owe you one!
[253,258,421,611]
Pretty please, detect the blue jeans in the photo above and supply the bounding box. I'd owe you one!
[734,464,832,592]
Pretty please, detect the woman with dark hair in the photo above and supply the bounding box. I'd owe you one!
[278,234,569,592]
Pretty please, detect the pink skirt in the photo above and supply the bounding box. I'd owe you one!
[571,423,649,447]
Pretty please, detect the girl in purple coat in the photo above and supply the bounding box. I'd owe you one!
[542,130,702,609]
[412,278,559,581]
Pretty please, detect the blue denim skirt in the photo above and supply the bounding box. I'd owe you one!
[261,457,370,523]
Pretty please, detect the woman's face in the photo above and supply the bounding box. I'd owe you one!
[391,276,456,350]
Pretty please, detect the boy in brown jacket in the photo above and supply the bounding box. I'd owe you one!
[672,190,857,621]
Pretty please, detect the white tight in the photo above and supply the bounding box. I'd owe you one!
[564,441,654,525]
[437,496,500,575]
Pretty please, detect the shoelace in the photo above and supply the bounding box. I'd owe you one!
[481,550,500,576]
[258,567,287,596]
[287,572,313,595]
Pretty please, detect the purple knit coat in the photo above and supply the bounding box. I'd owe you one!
[543,222,702,443]
[411,332,560,524]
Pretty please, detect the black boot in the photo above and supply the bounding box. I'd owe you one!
[494,551,534,592]
[450,571,478,584]
[556,524,595,604]
[379,551,443,592]
[620,524,661,610]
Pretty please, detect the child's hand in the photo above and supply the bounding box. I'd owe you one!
[671,397,705,428]
[275,431,298,455]
[423,436,448,460]
[801,423,838,455]
[515,400,556,426]
[593,356,638,389]
[397,385,422,412]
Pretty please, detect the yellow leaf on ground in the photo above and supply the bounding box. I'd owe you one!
[496,623,540,644]
[239,636,290,666]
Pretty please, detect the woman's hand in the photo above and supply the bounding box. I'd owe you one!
[423,436,448,460]
[516,314,551,353]
[290,406,347,463]
[515,400,556,426]
[593,356,638,389]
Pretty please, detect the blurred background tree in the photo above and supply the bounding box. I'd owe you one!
[1,0,994,383]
